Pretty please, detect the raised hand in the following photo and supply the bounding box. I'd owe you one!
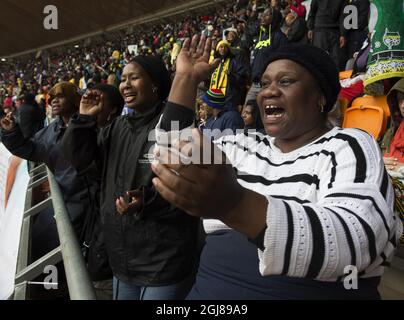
[169,35,220,110]
[80,90,104,117]
[116,189,143,216]
[0,112,16,132]
[175,34,220,85]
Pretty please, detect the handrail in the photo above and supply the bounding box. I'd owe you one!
[46,168,96,300]
[14,165,96,300]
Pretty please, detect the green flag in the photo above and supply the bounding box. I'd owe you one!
[364,0,404,95]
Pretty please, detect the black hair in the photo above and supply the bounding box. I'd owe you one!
[92,84,124,116]
[244,99,265,133]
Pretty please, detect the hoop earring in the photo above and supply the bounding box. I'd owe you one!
[152,86,158,94]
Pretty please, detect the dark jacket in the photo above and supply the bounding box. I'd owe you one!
[61,101,199,286]
[347,0,370,33]
[203,109,244,140]
[16,103,46,139]
[1,118,90,234]
[287,17,309,44]
[251,27,288,82]
[307,0,347,35]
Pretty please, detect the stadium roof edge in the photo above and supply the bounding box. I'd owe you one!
[0,0,227,58]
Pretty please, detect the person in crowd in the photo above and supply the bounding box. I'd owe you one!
[62,84,125,290]
[60,55,199,300]
[339,36,371,108]
[209,40,249,110]
[269,0,282,11]
[382,78,404,182]
[201,88,244,140]
[285,0,306,18]
[2,97,15,115]
[0,82,93,264]
[225,29,240,49]
[3,95,13,110]
[16,93,46,139]
[283,11,308,44]
[197,100,213,131]
[242,99,265,133]
[343,0,370,68]
[246,7,287,102]
[151,35,402,299]
[307,0,347,70]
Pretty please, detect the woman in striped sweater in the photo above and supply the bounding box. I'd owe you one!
[151,36,403,299]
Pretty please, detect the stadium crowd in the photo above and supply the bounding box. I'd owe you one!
[0,0,403,300]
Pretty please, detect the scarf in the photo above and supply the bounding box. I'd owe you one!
[210,58,231,95]
[255,26,272,50]
[386,120,404,162]
[364,0,404,95]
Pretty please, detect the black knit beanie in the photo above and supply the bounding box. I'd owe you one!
[131,55,171,100]
[263,44,341,113]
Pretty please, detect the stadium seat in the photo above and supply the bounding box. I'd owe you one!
[342,95,391,139]
[339,70,353,80]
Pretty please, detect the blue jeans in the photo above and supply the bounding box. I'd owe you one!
[113,275,194,300]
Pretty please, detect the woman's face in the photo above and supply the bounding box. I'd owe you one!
[397,91,404,118]
[50,93,74,117]
[257,59,326,151]
[119,62,156,112]
[226,32,237,43]
[241,105,254,126]
[213,29,221,38]
[218,44,229,57]
[198,104,207,121]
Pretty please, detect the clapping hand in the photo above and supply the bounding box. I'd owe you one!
[175,34,220,84]
[169,34,220,110]
[151,128,243,220]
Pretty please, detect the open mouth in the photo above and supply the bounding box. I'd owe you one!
[124,93,137,104]
[264,105,286,121]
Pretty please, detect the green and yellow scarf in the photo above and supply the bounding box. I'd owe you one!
[210,58,231,95]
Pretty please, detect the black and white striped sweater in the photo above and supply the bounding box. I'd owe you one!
[156,120,403,281]
[215,127,402,281]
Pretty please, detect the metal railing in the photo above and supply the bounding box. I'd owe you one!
[13,164,96,300]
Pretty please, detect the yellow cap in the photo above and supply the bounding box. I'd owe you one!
[112,50,120,60]
[216,40,230,51]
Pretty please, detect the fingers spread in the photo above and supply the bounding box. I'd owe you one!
[203,37,213,60]
[190,34,200,55]
[181,37,191,53]
[197,34,207,57]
